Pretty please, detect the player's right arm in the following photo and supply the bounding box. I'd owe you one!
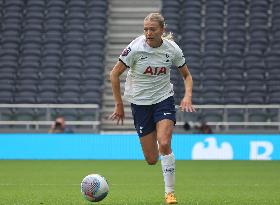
[109,60,127,125]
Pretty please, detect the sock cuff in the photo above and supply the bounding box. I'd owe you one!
[161,152,175,166]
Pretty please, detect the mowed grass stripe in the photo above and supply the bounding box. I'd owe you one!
[0,160,279,205]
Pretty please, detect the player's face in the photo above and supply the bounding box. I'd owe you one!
[144,20,164,48]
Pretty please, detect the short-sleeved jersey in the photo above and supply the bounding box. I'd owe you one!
[119,35,186,105]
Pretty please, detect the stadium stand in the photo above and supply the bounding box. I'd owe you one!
[0,0,107,105]
[161,0,280,132]
[0,0,280,133]
[0,0,107,131]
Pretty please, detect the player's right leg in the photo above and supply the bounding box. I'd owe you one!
[131,103,159,164]
[139,130,159,165]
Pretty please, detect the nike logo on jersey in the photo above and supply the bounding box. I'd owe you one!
[165,53,170,62]
[164,112,172,115]
[140,56,148,60]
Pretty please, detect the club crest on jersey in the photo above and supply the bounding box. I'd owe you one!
[143,66,167,75]
[121,47,131,56]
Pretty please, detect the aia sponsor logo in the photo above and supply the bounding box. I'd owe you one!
[121,47,131,56]
[143,66,167,75]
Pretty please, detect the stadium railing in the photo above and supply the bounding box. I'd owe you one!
[0,104,100,132]
[0,104,279,133]
[176,104,280,132]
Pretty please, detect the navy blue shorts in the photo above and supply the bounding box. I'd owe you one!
[131,96,176,137]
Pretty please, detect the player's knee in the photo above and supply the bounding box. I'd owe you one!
[145,155,158,165]
[159,141,171,153]
[146,158,158,165]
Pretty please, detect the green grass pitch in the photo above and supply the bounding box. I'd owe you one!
[0,160,279,205]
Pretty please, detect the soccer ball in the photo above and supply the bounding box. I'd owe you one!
[81,174,109,202]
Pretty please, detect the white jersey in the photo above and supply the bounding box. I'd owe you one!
[119,35,186,105]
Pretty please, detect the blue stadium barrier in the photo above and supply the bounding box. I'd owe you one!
[0,134,279,160]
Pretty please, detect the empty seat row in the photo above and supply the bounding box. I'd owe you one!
[0,0,108,106]
[165,0,280,106]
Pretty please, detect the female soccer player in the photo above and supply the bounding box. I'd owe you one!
[110,12,195,204]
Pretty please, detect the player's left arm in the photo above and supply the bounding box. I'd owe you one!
[178,64,196,112]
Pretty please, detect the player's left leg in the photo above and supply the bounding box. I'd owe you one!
[156,119,177,204]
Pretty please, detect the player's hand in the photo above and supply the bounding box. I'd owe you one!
[179,96,196,112]
[109,103,125,125]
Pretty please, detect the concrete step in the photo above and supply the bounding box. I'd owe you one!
[108,44,128,50]
[102,92,129,107]
[108,36,136,44]
[110,7,161,13]
[108,32,140,39]
[110,12,156,19]
[107,48,125,56]
[101,0,161,132]
[108,19,144,25]
[110,0,160,8]
[109,25,143,33]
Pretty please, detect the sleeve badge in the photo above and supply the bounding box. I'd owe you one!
[121,47,131,56]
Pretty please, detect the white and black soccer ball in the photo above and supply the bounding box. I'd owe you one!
[81,174,109,202]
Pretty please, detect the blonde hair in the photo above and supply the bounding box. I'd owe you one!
[144,12,174,41]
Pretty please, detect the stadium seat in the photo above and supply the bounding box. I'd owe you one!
[14,91,37,104]
[57,108,79,121]
[205,15,224,27]
[0,108,14,121]
[201,109,224,122]
[204,39,223,55]
[227,13,246,26]
[267,96,280,104]
[182,39,201,52]
[60,83,80,93]
[226,109,245,122]
[37,91,58,104]
[61,70,81,82]
[223,88,245,105]
[38,83,58,94]
[267,108,280,122]
[13,108,36,121]
[79,109,99,121]
[80,90,102,105]
[57,91,80,104]
[202,52,222,64]
[88,0,108,10]
[223,50,243,64]
[245,64,266,81]
[223,97,243,105]
[0,91,14,103]
[0,0,108,109]
[248,109,268,122]
[227,26,246,40]
[243,94,266,104]
[244,52,264,66]
[250,0,269,14]
[162,0,180,31]
[224,68,244,82]
[245,81,266,95]
[47,0,66,9]
[249,13,268,27]
[205,0,224,13]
